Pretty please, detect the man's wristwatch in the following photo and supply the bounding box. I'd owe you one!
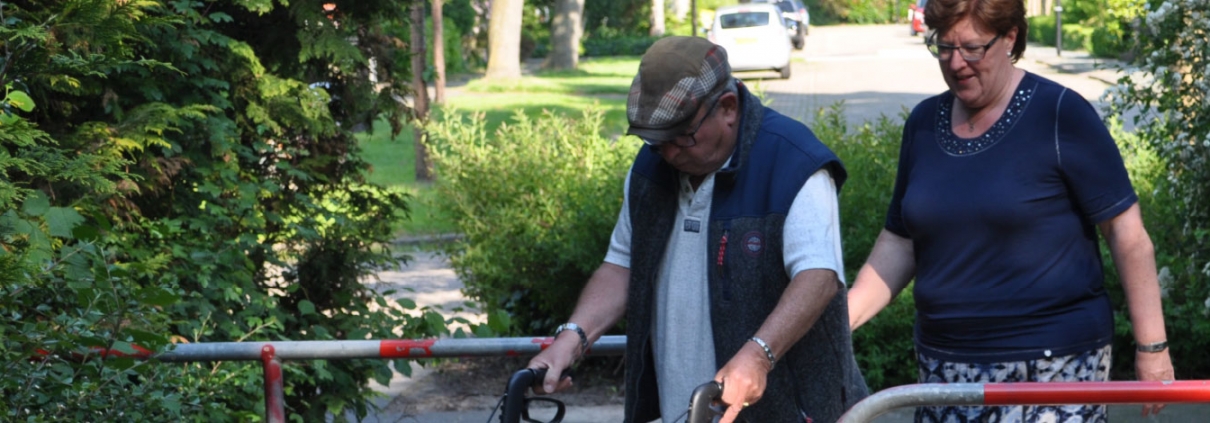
[555,322,589,354]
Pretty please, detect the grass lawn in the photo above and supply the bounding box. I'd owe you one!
[356,57,640,237]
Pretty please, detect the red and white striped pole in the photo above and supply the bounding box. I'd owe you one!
[839,381,1210,423]
[104,336,627,421]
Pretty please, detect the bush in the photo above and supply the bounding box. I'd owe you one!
[1,1,450,420]
[1027,13,1130,59]
[807,0,913,24]
[582,25,663,57]
[1026,16,1095,51]
[1105,0,1210,379]
[1088,22,1128,60]
[1098,119,1206,380]
[423,107,638,334]
[812,103,919,390]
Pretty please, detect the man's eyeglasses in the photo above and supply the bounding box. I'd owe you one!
[641,96,722,151]
[926,33,1002,62]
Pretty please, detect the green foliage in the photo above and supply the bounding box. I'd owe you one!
[1025,16,1099,53]
[582,25,663,57]
[427,17,469,76]
[423,107,638,334]
[584,0,651,36]
[1,0,452,420]
[808,0,913,24]
[1104,0,1210,379]
[1027,0,1143,59]
[812,103,918,390]
[522,1,552,59]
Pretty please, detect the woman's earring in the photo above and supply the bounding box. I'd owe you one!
[1007,51,1012,57]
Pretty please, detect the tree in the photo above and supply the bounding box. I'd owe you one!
[670,0,691,20]
[433,0,447,104]
[486,0,524,79]
[547,0,584,70]
[1,0,449,420]
[651,0,666,36]
[412,2,433,180]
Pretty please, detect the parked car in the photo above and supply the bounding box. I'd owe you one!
[741,0,809,50]
[908,0,928,36]
[709,3,794,79]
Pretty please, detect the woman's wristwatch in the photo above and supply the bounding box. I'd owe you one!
[555,322,589,355]
[1136,340,1168,353]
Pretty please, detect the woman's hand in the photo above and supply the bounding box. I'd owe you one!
[1136,349,1175,416]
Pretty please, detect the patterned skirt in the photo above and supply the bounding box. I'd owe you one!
[914,344,1112,423]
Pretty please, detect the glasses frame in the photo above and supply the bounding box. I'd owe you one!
[643,94,723,152]
[926,32,1003,62]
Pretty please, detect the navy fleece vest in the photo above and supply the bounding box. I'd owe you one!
[622,85,869,423]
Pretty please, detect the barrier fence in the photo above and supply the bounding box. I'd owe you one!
[108,336,1209,422]
[839,380,1210,423]
[127,336,628,423]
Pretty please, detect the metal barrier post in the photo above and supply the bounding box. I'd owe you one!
[260,344,285,423]
[840,381,1210,423]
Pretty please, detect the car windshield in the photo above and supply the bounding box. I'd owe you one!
[720,12,772,29]
[775,1,796,13]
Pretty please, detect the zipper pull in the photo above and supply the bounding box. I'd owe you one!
[717,230,728,266]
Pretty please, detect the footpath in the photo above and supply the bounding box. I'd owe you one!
[347,39,1201,423]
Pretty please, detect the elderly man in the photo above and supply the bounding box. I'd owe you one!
[527,36,868,423]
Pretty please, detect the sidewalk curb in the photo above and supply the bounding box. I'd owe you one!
[392,233,463,246]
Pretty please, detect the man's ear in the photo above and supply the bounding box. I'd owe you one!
[718,91,740,124]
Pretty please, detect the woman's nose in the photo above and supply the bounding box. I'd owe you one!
[946,51,968,70]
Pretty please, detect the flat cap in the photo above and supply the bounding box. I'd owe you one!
[626,36,731,142]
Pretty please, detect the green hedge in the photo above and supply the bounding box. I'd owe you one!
[813,104,919,390]
[420,100,1200,388]
[423,107,639,334]
[1027,15,1128,59]
[583,34,663,57]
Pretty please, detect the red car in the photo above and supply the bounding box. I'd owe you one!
[908,0,928,36]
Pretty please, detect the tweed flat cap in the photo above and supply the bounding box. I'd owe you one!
[626,36,731,142]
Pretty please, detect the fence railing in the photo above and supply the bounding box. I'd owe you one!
[839,380,1210,423]
[123,336,627,423]
[112,336,1210,423]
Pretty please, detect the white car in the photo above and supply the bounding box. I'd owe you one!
[709,4,794,79]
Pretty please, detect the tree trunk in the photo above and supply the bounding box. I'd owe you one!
[432,0,446,104]
[547,0,584,70]
[650,0,665,37]
[410,2,433,181]
[486,0,524,79]
[669,0,690,21]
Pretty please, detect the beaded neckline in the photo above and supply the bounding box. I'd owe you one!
[936,84,1035,155]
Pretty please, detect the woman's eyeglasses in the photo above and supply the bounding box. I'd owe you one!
[926,33,1002,62]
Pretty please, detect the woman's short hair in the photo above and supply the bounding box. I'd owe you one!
[925,0,1028,62]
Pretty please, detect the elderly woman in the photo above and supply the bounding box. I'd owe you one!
[846,0,1176,421]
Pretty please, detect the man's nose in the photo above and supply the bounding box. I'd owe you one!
[657,143,682,160]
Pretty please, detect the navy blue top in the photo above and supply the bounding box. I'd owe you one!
[887,72,1137,362]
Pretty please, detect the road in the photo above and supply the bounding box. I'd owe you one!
[736,24,1120,129]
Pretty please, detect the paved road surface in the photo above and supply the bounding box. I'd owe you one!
[737,24,1124,128]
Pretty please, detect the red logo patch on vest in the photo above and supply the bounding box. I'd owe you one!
[742,231,763,257]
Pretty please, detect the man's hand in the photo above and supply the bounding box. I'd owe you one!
[526,333,581,394]
[1136,349,1175,416]
[714,342,770,423]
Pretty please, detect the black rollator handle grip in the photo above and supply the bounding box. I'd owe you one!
[686,380,724,423]
[501,367,571,423]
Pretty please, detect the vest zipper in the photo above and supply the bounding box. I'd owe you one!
[717,230,728,266]
[718,223,731,301]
